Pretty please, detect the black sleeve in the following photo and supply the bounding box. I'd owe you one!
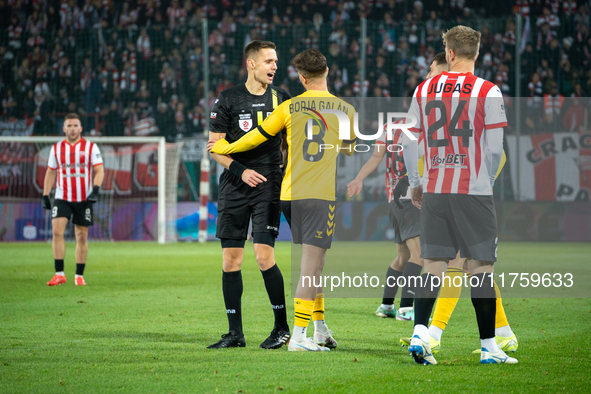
[277,88,291,134]
[209,93,231,134]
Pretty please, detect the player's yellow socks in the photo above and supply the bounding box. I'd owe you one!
[494,281,509,328]
[294,298,314,328]
[312,293,325,321]
[432,267,463,330]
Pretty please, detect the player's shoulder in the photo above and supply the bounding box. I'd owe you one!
[270,85,291,101]
[53,139,65,149]
[473,76,503,97]
[340,96,356,112]
[324,91,355,114]
[217,83,246,102]
[413,75,438,96]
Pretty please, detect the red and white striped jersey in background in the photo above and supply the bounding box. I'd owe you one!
[47,138,103,202]
[406,71,507,195]
[376,120,426,202]
[377,119,408,202]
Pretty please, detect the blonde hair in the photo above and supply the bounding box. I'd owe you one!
[442,25,481,60]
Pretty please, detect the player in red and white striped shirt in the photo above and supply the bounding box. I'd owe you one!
[42,113,104,287]
[402,26,516,366]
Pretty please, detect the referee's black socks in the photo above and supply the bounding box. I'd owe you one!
[261,264,289,331]
[222,270,243,336]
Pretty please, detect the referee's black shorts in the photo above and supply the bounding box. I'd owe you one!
[420,193,498,263]
[216,167,282,247]
[281,199,336,249]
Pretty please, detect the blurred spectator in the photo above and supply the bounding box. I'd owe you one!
[16,58,32,95]
[27,10,47,32]
[117,1,137,29]
[2,88,17,118]
[537,23,557,53]
[28,46,46,69]
[218,12,237,46]
[155,102,175,142]
[538,112,556,133]
[22,89,36,118]
[80,58,93,93]
[33,91,53,135]
[536,6,560,28]
[137,28,153,62]
[8,16,23,50]
[425,11,443,46]
[476,53,494,82]
[328,28,347,53]
[123,101,139,135]
[173,108,190,139]
[1,0,591,140]
[544,83,564,120]
[137,0,158,28]
[187,104,205,134]
[105,101,124,136]
[61,0,85,30]
[56,57,73,94]
[562,98,586,131]
[572,83,587,98]
[46,4,60,31]
[167,0,187,30]
[55,88,71,114]
[137,83,153,114]
[521,43,537,80]
[132,110,158,136]
[26,29,46,49]
[120,61,137,103]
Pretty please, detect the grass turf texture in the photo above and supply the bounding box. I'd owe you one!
[0,242,590,393]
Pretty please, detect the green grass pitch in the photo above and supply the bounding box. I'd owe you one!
[1,241,590,393]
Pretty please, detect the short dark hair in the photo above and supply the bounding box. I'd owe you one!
[65,113,81,122]
[244,40,276,60]
[293,49,327,80]
[433,52,447,65]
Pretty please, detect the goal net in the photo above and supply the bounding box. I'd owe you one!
[0,136,182,243]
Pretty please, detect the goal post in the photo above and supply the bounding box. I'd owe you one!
[0,136,183,243]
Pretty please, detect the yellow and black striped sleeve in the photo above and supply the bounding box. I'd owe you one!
[211,101,289,155]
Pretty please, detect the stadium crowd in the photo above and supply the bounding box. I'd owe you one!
[0,0,589,138]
